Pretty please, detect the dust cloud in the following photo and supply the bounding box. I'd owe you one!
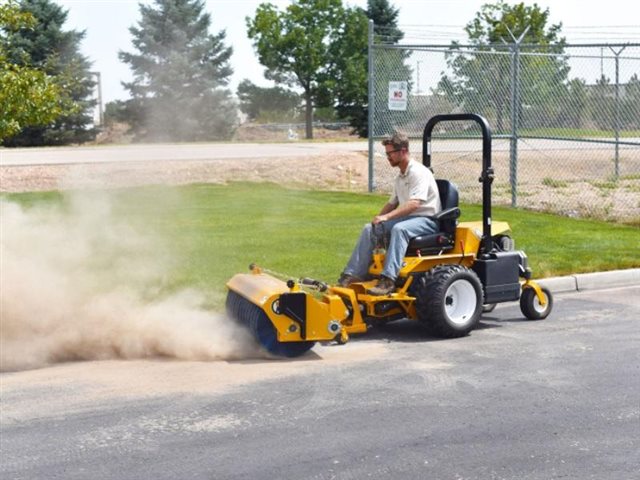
[0,192,262,372]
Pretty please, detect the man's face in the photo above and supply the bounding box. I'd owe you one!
[385,145,404,167]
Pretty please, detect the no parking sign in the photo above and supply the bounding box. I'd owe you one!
[388,81,407,111]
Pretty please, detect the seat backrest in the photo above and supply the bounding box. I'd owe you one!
[436,179,458,210]
[436,179,459,234]
[404,179,460,256]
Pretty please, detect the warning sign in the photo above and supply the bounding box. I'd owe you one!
[388,81,408,111]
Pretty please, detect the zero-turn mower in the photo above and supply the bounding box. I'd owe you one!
[226,113,553,357]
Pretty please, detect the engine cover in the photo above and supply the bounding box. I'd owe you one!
[472,251,526,303]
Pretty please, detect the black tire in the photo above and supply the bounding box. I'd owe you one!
[415,264,484,338]
[226,291,315,357]
[494,235,515,251]
[520,286,553,320]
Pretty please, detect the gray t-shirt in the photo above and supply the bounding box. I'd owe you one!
[389,159,442,217]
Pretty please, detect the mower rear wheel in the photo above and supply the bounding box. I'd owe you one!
[520,286,553,320]
[415,264,484,338]
[226,291,315,358]
[493,234,515,252]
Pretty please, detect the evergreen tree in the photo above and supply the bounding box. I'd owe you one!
[368,0,403,44]
[3,0,96,146]
[119,0,236,142]
[330,0,405,137]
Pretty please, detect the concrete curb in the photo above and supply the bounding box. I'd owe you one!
[538,268,640,293]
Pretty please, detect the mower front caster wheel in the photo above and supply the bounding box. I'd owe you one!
[520,286,553,320]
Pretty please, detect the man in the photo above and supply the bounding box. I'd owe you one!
[338,131,442,295]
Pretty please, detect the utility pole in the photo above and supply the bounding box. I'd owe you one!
[91,71,103,126]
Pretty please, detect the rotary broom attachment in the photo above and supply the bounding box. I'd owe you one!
[226,264,349,357]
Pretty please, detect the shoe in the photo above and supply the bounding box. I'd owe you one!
[337,273,361,288]
[367,276,396,296]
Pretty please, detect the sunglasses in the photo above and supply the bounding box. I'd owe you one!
[385,148,402,158]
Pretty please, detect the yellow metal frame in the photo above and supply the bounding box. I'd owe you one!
[226,220,536,345]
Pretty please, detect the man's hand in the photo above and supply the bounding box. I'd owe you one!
[372,199,420,225]
[372,214,389,225]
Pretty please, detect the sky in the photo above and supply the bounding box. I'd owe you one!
[55,0,640,105]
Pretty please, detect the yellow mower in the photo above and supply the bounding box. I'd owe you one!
[226,113,553,357]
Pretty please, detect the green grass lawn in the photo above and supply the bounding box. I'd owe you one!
[3,182,638,309]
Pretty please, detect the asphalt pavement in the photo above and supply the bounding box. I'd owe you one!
[0,142,369,166]
[4,138,636,166]
[1,276,638,480]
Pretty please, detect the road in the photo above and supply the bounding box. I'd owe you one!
[1,285,638,480]
[3,138,635,167]
[0,142,368,166]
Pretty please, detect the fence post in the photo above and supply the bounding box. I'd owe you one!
[368,19,375,192]
[610,45,626,180]
[509,42,519,207]
[506,26,529,208]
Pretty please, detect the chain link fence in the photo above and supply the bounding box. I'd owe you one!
[368,30,640,223]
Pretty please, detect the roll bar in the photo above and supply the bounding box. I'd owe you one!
[422,113,494,256]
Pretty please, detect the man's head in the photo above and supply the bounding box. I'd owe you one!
[382,131,410,169]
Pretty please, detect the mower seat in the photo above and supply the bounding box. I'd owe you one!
[405,179,460,256]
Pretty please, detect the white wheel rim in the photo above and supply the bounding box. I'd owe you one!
[532,292,548,313]
[445,279,478,325]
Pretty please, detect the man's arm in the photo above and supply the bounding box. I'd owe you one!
[372,199,420,224]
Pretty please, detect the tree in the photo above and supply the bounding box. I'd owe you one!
[247,0,405,139]
[437,1,566,133]
[0,0,70,142]
[3,0,96,146]
[563,78,588,128]
[368,0,403,44]
[621,73,640,129]
[366,1,412,137]
[326,5,368,136]
[329,0,406,137]
[104,99,142,129]
[590,74,614,130]
[119,0,237,142]
[247,0,349,139]
[236,79,301,122]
